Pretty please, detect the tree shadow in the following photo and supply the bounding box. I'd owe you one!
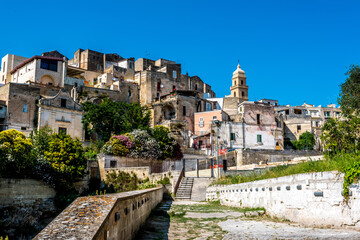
[135,195,173,240]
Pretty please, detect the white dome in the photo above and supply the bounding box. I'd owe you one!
[233,64,245,75]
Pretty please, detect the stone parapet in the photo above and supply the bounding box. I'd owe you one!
[34,187,164,240]
[206,171,360,229]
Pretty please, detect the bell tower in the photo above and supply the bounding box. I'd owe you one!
[230,63,249,100]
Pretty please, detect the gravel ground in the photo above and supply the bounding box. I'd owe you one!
[136,200,360,240]
[219,220,360,240]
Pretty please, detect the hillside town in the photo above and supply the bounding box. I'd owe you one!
[0,49,341,154]
[2,48,360,240]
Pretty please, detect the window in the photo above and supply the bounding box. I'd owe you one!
[97,64,101,70]
[183,106,186,116]
[242,91,245,97]
[110,160,117,168]
[129,62,134,69]
[213,116,217,120]
[195,84,198,90]
[294,109,302,115]
[128,89,132,97]
[234,92,236,97]
[2,61,5,72]
[21,127,26,130]
[172,85,176,91]
[40,59,58,72]
[324,111,330,118]
[241,80,243,85]
[157,81,161,91]
[234,81,236,85]
[173,70,177,79]
[285,109,289,115]
[257,134,262,143]
[257,114,261,124]
[74,82,78,87]
[156,93,160,98]
[23,104,28,113]
[94,78,98,85]
[199,117,204,127]
[61,99,67,108]
[230,133,236,141]
[59,127,67,135]
[297,125,301,132]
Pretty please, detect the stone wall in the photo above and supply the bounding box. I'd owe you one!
[34,187,164,240]
[98,154,181,181]
[238,149,322,165]
[206,171,360,229]
[0,179,57,238]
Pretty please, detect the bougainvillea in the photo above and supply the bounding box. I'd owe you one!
[101,126,183,160]
[101,135,133,156]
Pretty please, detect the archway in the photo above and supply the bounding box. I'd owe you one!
[40,75,55,86]
[162,105,176,120]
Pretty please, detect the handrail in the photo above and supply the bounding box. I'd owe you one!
[174,166,185,196]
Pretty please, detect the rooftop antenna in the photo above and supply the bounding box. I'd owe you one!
[145,50,150,59]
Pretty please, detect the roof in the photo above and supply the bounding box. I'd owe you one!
[10,55,64,74]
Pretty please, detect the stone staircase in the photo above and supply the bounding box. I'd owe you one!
[175,177,194,200]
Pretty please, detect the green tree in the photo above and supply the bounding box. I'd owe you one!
[291,132,315,150]
[82,98,150,142]
[30,126,53,158]
[321,116,360,153]
[338,65,360,116]
[105,171,138,192]
[151,126,175,159]
[44,133,87,186]
[0,129,33,176]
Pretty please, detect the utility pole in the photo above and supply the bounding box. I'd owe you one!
[214,120,220,178]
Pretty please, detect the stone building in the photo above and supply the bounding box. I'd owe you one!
[275,103,341,149]
[212,101,279,151]
[134,58,215,106]
[0,83,60,136]
[10,55,66,88]
[38,89,84,140]
[0,54,28,85]
[150,90,216,147]
[68,49,135,87]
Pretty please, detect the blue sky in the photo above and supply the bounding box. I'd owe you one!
[1,0,359,106]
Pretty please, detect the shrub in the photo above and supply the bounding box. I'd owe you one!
[128,130,162,159]
[0,129,34,177]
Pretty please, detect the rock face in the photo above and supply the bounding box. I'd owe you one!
[0,179,57,239]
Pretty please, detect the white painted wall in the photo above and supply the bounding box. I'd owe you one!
[207,171,360,229]
[38,106,84,140]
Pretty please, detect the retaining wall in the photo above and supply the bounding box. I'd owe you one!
[0,179,57,238]
[34,187,164,240]
[206,171,360,229]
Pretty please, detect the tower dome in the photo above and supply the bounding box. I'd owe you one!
[233,64,246,77]
[229,63,248,100]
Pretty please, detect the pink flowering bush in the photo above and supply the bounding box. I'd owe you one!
[101,135,133,157]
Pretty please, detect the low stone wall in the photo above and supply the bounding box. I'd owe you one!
[206,171,360,229]
[0,179,57,238]
[238,149,322,165]
[34,187,164,240]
